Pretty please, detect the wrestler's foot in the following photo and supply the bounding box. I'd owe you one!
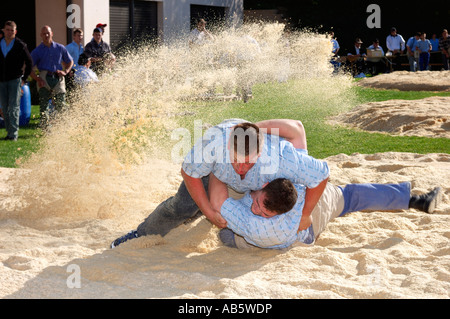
[110,230,139,248]
[409,187,442,214]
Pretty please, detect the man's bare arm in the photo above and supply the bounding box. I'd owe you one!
[298,177,328,231]
[208,173,229,214]
[181,168,227,228]
[255,119,307,150]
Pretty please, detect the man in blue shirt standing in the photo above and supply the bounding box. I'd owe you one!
[0,21,32,141]
[30,26,73,128]
[406,32,420,72]
[65,28,84,92]
[65,28,84,71]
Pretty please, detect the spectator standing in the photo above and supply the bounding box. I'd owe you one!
[438,29,450,70]
[406,32,420,72]
[66,28,84,71]
[0,29,4,120]
[30,25,73,128]
[416,32,432,71]
[0,21,33,141]
[189,19,215,47]
[65,28,84,93]
[386,27,405,71]
[430,33,439,51]
[329,31,340,73]
[84,27,115,75]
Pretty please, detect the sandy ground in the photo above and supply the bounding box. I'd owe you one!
[329,96,450,138]
[357,70,450,91]
[1,71,449,299]
[0,151,449,299]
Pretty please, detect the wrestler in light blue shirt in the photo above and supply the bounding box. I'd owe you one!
[221,183,314,249]
[182,119,329,193]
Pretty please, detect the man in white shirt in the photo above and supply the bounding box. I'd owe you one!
[189,19,215,47]
[386,27,405,71]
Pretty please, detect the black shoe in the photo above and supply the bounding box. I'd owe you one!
[110,230,139,248]
[409,187,442,214]
[4,136,18,141]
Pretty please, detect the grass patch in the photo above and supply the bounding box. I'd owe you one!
[0,105,43,168]
[1,81,449,168]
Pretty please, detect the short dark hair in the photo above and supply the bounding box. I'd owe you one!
[4,21,17,29]
[261,178,298,214]
[73,28,83,35]
[78,53,90,66]
[230,122,263,160]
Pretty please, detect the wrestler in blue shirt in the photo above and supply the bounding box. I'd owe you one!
[218,177,440,250]
[110,119,329,248]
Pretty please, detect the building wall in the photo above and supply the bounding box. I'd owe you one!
[160,0,243,43]
[82,0,110,45]
[35,0,67,45]
[34,0,243,47]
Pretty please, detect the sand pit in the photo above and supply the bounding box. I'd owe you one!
[329,96,450,138]
[357,70,450,91]
[1,152,449,299]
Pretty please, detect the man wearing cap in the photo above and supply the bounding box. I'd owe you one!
[386,27,405,71]
[96,23,107,34]
[30,25,73,128]
[366,39,386,75]
[84,27,115,75]
[346,38,366,77]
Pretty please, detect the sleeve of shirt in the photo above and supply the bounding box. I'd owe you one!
[30,48,39,67]
[21,42,33,81]
[181,126,222,178]
[278,144,330,189]
[61,45,73,64]
[221,197,298,249]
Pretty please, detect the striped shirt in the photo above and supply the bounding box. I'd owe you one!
[182,119,330,193]
[221,184,315,249]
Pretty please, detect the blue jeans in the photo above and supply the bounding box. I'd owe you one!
[137,176,209,237]
[0,78,22,139]
[339,182,411,216]
[419,52,430,71]
[408,54,417,72]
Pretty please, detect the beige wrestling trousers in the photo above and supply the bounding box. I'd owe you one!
[228,183,345,249]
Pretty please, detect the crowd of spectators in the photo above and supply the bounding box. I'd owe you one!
[1,18,449,140]
[0,21,115,140]
[330,27,450,77]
